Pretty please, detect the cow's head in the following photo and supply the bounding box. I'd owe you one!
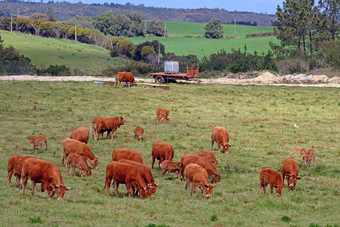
[211,158,219,167]
[276,184,283,196]
[286,174,301,189]
[212,172,221,183]
[53,184,70,200]
[139,187,149,199]
[204,184,216,199]
[85,168,92,177]
[118,116,125,127]
[147,183,158,197]
[300,148,307,155]
[222,144,232,154]
[90,158,99,169]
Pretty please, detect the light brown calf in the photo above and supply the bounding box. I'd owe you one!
[29,135,48,150]
[160,160,181,179]
[134,126,144,141]
[260,167,283,196]
[303,146,316,166]
[66,153,92,177]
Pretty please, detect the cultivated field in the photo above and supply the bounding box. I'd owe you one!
[1,81,339,226]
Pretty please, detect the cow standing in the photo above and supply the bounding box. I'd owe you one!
[92,116,125,140]
[7,154,35,188]
[29,135,48,151]
[70,127,90,144]
[66,153,92,177]
[303,146,316,166]
[211,125,231,153]
[160,160,181,179]
[281,158,301,189]
[112,147,144,164]
[115,72,136,87]
[134,126,144,141]
[151,141,174,169]
[197,149,218,166]
[260,167,283,196]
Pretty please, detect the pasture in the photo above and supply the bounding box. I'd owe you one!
[0,81,339,226]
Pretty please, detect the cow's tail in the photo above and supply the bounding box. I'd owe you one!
[92,119,97,140]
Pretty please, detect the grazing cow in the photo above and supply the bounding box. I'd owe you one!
[7,154,35,188]
[21,158,70,199]
[303,146,316,166]
[156,108,170,123]
[70,127,90,144]
[180,154,221,183]
[290,149,306,155]
[118,159,158,197]
[211,125,232,153]
[197,149,219,167]
[112,147,144,164]
[260,167,283,196]
[62,138,99,169]
[92,116,125,140]
[151,141,174,169]
[29,135,48,150]
[184,163,216,199]
[66,153,92,177]
[134,126,144,141]
[115,72,136,87]
[103,161,148,198]
[281,158,301,189]
[160,160,181,179]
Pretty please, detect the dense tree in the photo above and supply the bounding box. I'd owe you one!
[30,13,49,21]
[45,11,56,22]
[66,15,95,29]
[204,19,224,39]
[146,19,165,37]
[318,0,340,40]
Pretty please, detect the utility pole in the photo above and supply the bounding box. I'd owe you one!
[10,14,13,32]
[164,24,166,39]
[74,24,77,42]
[234,18,236,37]
[17,8,19,31]
[157,42,160,64]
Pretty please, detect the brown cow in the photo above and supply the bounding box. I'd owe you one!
[70,127,89,144]
[66,153,92,177]
[134,126,144,141]
[7,154,35,188]
[151,141,174,169]
[211,125,231,153]
[180,154,221,183]
[29,135,48,150]
[21,158,70,199]
[197,149,218,167]
[281,158,301,189]
[112,147,144,164]
[184,163,216,199]
[290,149,306,155]
[118,159,158,197]
[103,161,148,198]
[303,146,316,166]
[115,72,136,87]
[92,116,125,140]
[156,108,170,123]
[260,167,283,196]
[160,160,181,179]
[62,138,99,169]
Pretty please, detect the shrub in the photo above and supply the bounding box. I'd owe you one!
[46,65,71,76]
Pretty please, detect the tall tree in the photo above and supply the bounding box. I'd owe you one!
[146,19,164,37]
[319,0,340,40]
[204,19,224,39]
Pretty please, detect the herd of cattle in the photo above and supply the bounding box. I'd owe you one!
[7,106,316,200]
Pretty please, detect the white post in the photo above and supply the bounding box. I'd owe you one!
[75,24,77,42]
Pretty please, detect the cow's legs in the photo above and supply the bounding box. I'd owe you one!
[21,177,28,194]
[15,175,21,188]
[211,140,214,150]
[31,181,36,195]
[270,185,273,194]
[151,156,155,169]
[7,171,13,188]
[114,182,119,198]
[73,166,76,176]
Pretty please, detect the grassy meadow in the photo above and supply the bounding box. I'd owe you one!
[0,81,339,226]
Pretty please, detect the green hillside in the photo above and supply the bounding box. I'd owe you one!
[0,30,122,75]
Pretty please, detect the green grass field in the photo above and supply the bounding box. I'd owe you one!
[0,81,339,226]
[0,30,123,75]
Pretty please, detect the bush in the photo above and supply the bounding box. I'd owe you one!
[46,65,71,76]
[101,61,152,77]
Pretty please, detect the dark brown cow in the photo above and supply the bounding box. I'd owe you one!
[303,146,316,166]
[211,125,231,153]
[103,161,148,198]
[160,160,181,179]
[115,72,136,87]
[281,158,301,189]
[112,147,144,164]
[260,167,283,196]
[92,116,125,140]
[151,141,174,169]
[197,149,218,166]
[156,108,170,123]
[62,138,99,169]
[118,159,158,197]
[7,154,35,188]
[180,154,221,183]
[134,126,144,141]
[184,163,216,199]
[29,135,48,150]
[70,127,90,144]
[21,158,70,199]
[66,153,92,177]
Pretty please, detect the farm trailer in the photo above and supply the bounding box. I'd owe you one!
[150,64,199,84]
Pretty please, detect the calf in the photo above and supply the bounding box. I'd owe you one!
[151,141,174,169]
[156,108,170,123]
[115,72,136,87]
[290,149,306,155]
[180,154,221,183]
[21,158,70,199]
[211,125,231,153]
[303,146,316,166]
[281,158,301,189]
[112,147,144,164]
[62,138,99,169]
[160,160,181,179]
[92,116,125,140]
[197,149,218,166]
[260,167,283,196]
[119,159,158,197]
[66,153,92,177]
[134,126,144,141]
[7,154,35,188]
[70,127,89,144]
[184,163,216,199]
[103,161,148,198]
[29,135,48,150]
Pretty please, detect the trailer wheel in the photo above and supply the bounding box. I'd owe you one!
[155,76,165,84]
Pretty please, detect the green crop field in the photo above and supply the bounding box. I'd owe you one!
[0,30,123,75]
[0,81,339,226]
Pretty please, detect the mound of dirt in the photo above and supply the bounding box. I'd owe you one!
[328,76,340,83]
[250,72,282,84]
[310,75,329,83]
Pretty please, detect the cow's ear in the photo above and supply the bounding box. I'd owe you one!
[55,184,60,188]
[297,176,301,180]
[66,187,71,190]
[286,174,291,177]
